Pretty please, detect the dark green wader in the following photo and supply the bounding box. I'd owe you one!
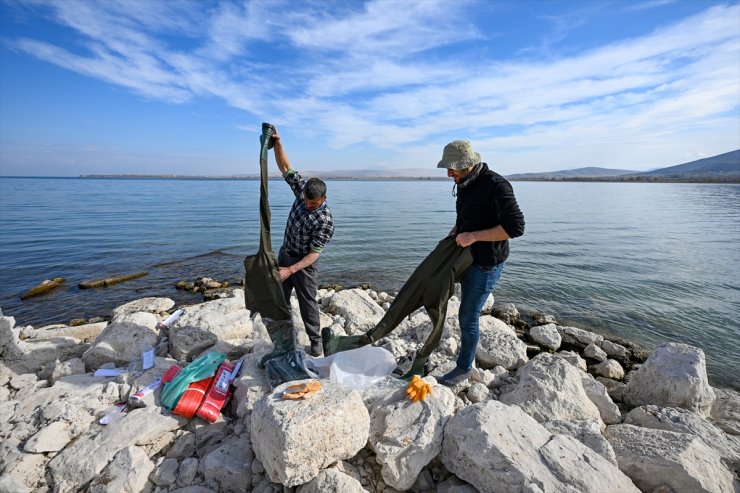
[243,123,300,371]
[323,236,473,379]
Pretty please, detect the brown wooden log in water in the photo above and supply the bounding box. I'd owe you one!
[78,271,148,289]
[20,277,66,299]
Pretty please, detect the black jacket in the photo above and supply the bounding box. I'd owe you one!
[456,163,525,266]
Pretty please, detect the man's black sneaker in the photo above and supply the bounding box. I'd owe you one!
[438,366,473,387]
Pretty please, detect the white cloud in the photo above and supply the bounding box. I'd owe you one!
[4,0,739,173]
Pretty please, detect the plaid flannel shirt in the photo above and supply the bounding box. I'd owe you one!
[282,169,334,256]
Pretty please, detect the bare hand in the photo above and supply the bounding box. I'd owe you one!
[279,266,292,282]
[455,232,477,248]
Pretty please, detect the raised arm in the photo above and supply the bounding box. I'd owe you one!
[271,127,292,175]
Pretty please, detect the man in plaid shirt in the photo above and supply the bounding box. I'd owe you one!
[270,126,335,356]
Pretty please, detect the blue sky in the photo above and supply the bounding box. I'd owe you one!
[0,0,738,177]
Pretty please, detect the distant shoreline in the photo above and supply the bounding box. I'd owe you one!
[1,175,738,183]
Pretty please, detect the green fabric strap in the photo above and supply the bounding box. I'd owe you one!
[160,351,227,410]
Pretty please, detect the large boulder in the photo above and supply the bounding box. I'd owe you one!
[580,373,621,425]
[168,294,253,361]
[623,343,715,418]
[325,289,385,335]
[605,424,735,493]
[710,387,740,436]
[500,353,602,425]
[475,316,527,370]
[199,436,254,492]
[529,323,561,350]
[544,419,617,464]
[81,320,159,371]
[368,379,455,490]
[86,445,155,493]
[557,325,603,348]
[442,400,638,493]
[625,405,740,473]
[110,297,175,320]
[47,405,187,488]
[251,380,370,487]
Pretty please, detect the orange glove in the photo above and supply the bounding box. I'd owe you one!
[282,380,322,400]
[406,375,432,403]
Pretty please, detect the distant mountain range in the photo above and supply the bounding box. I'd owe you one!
[506,149,740,182]
[79,149,740,183]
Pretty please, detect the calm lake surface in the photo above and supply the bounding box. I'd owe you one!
[1,177,738,389]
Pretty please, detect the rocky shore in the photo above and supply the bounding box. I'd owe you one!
[1,283,738,493]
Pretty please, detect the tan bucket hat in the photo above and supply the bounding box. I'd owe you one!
[436,140,481,170]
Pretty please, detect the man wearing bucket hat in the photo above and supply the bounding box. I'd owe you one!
[436,140,525,386]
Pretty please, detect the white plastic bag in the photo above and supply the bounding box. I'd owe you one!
[305,345,396,390]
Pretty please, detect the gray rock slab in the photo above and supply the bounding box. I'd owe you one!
[625,405,740,472]
[442,400,638,493]
[624,343,715,418]
[296,468,369,493]
[605,424,735,493]
[368,379,455,490]
[710,386,740,436]
[500,353,602,425]
[251,379,370,487]
[529,323,561,350]
[476,315,528,370]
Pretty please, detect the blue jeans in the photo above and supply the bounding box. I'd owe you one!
[457,262,505,370]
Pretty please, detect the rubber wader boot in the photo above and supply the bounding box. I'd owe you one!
[321,327,371,357]
[399,356,428,381]
[258,320,296,369]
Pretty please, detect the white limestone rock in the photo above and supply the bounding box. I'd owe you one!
[466,382,490,403]
[47,405,187,488]
[581,373,621,425]
[325,288,385,335]
[544,419,617,464]
[81,320,159,370]
[593,359,625,380]
[480,294,496,314]
[199,436,254,493]
[23,420,72,453]
[557,325,604,348]
[529,323,561,350]
[597,377,628,402]
[32,321,108,342]
[49,357,86,384]
[710,387,740,436]
[251,380,370,487]
[296,468,369,493]
[111,297,175,320]
[168,296,253,360]
[600,339,629,362]
[605,424,735,493]
[470,365,507,388]
[623,343,715,418]
[475,315,528,370]
[110,311,159,329]
[87,445,154,493]
[556,350,587,371]
[500,353,602,425]
[584,342,607,362]
[368,379,455,491]
[1,450,46,491]
[625,405,740,472]
[231,352,271,418]
[442,400,638,493]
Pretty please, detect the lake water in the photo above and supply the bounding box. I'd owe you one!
[1,177,738,389]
